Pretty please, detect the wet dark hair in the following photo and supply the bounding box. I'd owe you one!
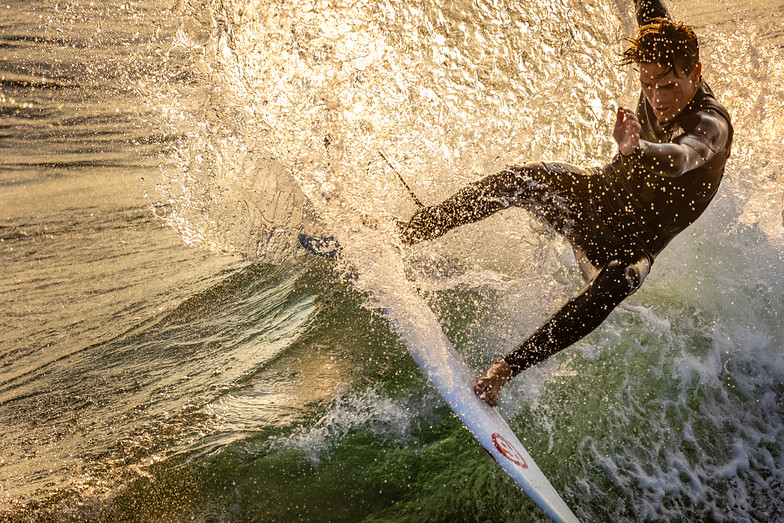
[621,18,700,78]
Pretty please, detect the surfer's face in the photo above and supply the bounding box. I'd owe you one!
[638,62,701,123]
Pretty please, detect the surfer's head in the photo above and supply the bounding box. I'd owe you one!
[621,19,702,122]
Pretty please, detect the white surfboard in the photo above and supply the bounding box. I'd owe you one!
[380,284,579,523]
[300,233,578,521]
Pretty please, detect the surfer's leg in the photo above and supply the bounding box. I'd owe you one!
[398,162,588,245]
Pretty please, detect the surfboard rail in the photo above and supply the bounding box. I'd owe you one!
[409,331,579,523]
[383,287,579,523]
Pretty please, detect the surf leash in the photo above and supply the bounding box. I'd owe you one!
[378,150,425,209]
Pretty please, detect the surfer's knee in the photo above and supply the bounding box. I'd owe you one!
[621,255,651,295]
[595,256,651,298]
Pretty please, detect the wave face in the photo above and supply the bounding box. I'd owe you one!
[146,0,784,519]
[2,0,784,521]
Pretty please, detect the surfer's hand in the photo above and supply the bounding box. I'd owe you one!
[473,358,513,407]
[613,106,641,156]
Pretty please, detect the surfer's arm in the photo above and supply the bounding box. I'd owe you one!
[621,110,730,178]
[501,256,650,379]
[635,0,669,26]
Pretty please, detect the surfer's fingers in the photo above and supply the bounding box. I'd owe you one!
[473,377,499,407]
[614,106,626,126]
[473,377,489,396]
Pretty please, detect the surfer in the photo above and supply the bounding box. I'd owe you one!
[397,0,733,406]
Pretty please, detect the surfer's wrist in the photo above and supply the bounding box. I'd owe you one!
[489,357,513,383]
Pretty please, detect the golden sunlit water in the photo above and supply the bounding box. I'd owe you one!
[2,0,783,520]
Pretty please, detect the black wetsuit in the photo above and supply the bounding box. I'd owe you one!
[398,0,734,376]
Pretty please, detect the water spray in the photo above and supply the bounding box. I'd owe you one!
[378,150,425,210]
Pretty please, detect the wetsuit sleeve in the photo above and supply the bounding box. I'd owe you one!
[635,0,669,26]
[621,109,730,178]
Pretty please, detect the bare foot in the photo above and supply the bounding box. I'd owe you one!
[473,358,513,407]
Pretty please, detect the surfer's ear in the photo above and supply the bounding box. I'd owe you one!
[693,62,702,79]
[685,62,702,87]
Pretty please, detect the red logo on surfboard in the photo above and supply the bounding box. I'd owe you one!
[492,433,528,468]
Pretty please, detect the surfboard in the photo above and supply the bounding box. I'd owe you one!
[299,233,578,522]
[383,289,580,523]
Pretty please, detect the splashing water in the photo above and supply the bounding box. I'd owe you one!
[138,0,784,519]
[150,0,634,264]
